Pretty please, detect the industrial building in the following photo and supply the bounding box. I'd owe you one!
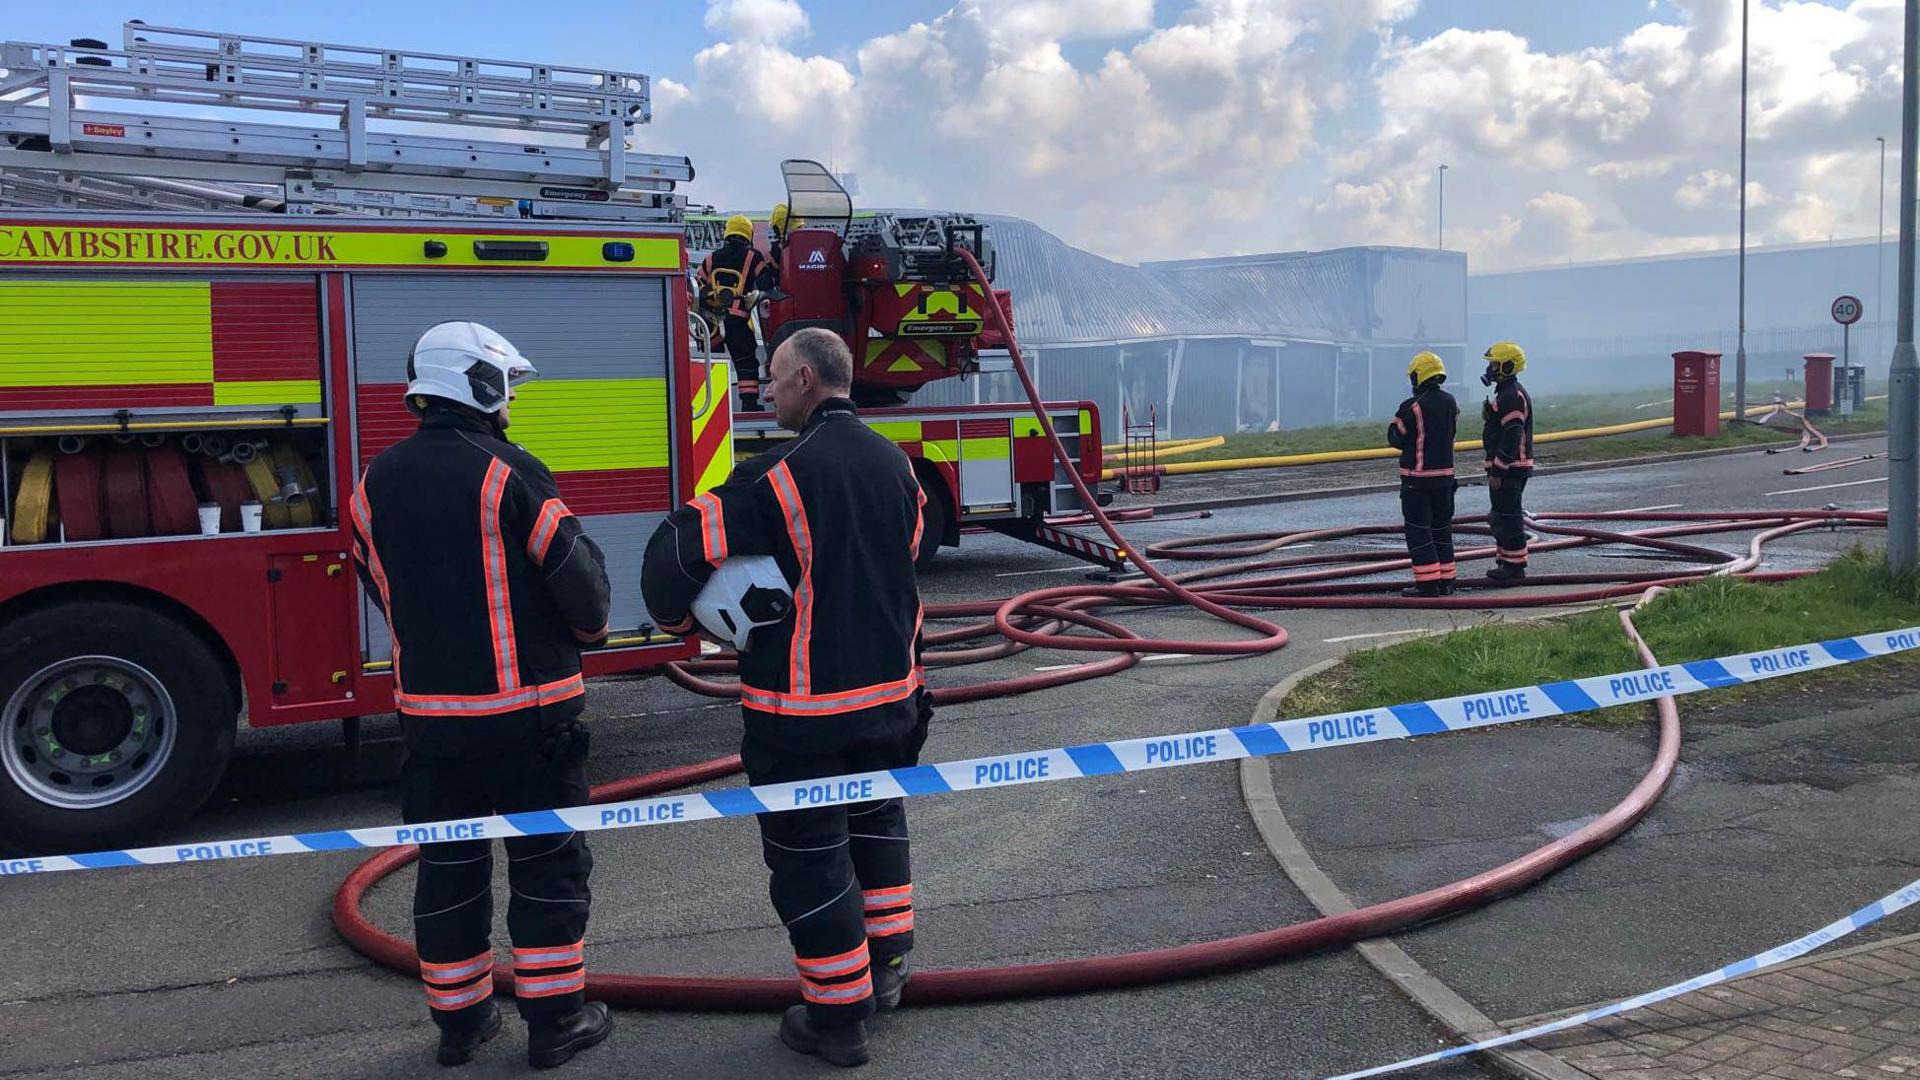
[1469,237,1904,394]
[908,215,1469,439]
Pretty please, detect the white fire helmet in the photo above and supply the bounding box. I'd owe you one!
[404,321,538,415]
[691,555,794,650]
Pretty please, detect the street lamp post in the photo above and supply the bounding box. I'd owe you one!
[1891,0,1919,572]
[1879,135,1888,368]
[1736,0,1750,422]
[1437,164,1448,250]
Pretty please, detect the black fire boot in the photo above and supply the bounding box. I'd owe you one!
[872,955,911,1012]
[1399,581,1442,598]
[779,1005,870,1068]
[1485,562,1527,584]
[1438,580,1457,596]
[435,1000,502,1067]
[527,1002,612,1070]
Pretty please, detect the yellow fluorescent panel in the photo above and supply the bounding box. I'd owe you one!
[213,380,323,406]
[510,379,670,472]
[0,281,213,386]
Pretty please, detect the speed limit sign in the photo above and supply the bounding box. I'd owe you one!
[1832,295,1863,325]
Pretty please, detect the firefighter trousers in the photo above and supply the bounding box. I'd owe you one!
[1488,472,1532,566]
[739,691,931,1028]
[1400,480,1456,583]
[401,743,593,1032]
[724,314,763,403]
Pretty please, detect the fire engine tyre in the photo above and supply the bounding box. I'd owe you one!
[914,471,950,572]
[0,602,236,855]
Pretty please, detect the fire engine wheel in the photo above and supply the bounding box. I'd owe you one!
[0,602,235,855]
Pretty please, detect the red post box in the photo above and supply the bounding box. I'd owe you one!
[1802,352,1835,415]
[1672,350,1723,437]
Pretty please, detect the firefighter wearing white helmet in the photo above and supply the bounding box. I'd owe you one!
[352,321,614,1068]
[404,320,537,422]
[1478,341,1535,582]
[697,213,780,410]
[1387,351,1460,597]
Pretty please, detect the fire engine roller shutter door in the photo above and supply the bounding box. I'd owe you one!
[0,276,324,416]
[350,274,672,656]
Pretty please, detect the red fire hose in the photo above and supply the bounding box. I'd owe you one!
[332,243,1890,1008]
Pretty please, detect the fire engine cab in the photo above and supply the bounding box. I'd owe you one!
[0,22,1109,853]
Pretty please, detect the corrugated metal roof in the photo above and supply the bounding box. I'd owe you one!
[981,215,1466,346]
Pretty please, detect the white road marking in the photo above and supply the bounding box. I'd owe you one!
[1032,652,1192,672]
[1322,629,1435,644]
[1764,477,1887,497]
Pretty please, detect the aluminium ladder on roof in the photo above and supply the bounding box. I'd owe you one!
[0,20,693,220]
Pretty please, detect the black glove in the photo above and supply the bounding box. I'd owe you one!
[537,712,591,767]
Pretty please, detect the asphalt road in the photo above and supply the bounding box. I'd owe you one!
[0,437,1891,1079]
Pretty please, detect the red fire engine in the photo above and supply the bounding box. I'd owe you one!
[0,23,1109,851]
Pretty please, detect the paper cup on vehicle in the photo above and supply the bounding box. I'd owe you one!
[198,504,222,536]
[240,502,264,533]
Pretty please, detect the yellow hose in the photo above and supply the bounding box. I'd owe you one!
[1103,435,1225,468]
[1116,397,1880,480]
[1100,435,1219,454]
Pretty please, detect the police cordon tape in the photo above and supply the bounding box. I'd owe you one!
[1329,874,1920,1079]
[4,624,1918,878]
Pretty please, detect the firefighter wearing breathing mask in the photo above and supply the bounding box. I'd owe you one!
[1388,351,1460,597]
[697,213,780,410]
[1479,341,1536,582]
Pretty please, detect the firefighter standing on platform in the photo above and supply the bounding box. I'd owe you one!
[1388,351,1459,597]
[350,322,614,1070]
[641,327,930,1069]
[698,213,779,410]
[1479,341,1536,582]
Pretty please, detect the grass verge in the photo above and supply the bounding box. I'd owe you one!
[1281,549,1920,726]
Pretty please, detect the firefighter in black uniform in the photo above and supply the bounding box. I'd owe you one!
[349,321,615,1070]
[1388,351,1459,597]
[698,213,780,411]
[1479,340,1536,582]
[641,327,929,1069]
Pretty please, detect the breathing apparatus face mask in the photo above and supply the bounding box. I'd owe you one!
[1480,362,1502,387]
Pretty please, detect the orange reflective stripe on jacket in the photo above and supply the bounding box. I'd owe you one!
[527,498,573,566]
[766,461,815,695]
[395,674,586,717]
[479,460,519,693]
[691,492,727,566]
[739,669,924,717]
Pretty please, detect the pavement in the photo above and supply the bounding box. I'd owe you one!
[0,436,1902,1079]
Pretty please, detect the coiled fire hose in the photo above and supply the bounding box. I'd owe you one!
[333,243,1889,1008]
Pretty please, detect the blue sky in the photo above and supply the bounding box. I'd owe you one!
[10,1,1895,270]
[10,1,1698,88]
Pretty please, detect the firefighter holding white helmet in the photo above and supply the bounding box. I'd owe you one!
[641,327,930,1068]
[349,321,614,1069]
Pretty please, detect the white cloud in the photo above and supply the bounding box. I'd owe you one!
[703,0,810,44]
[644,0,1904,270]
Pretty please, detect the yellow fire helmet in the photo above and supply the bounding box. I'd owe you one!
[770,203,790,235]
[723,214,754,241]
[1483,340,1527,379]
[1408,351,1446,386]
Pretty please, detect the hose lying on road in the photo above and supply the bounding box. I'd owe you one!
[333,242,1890,1010]
[1106,397,1874,482]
